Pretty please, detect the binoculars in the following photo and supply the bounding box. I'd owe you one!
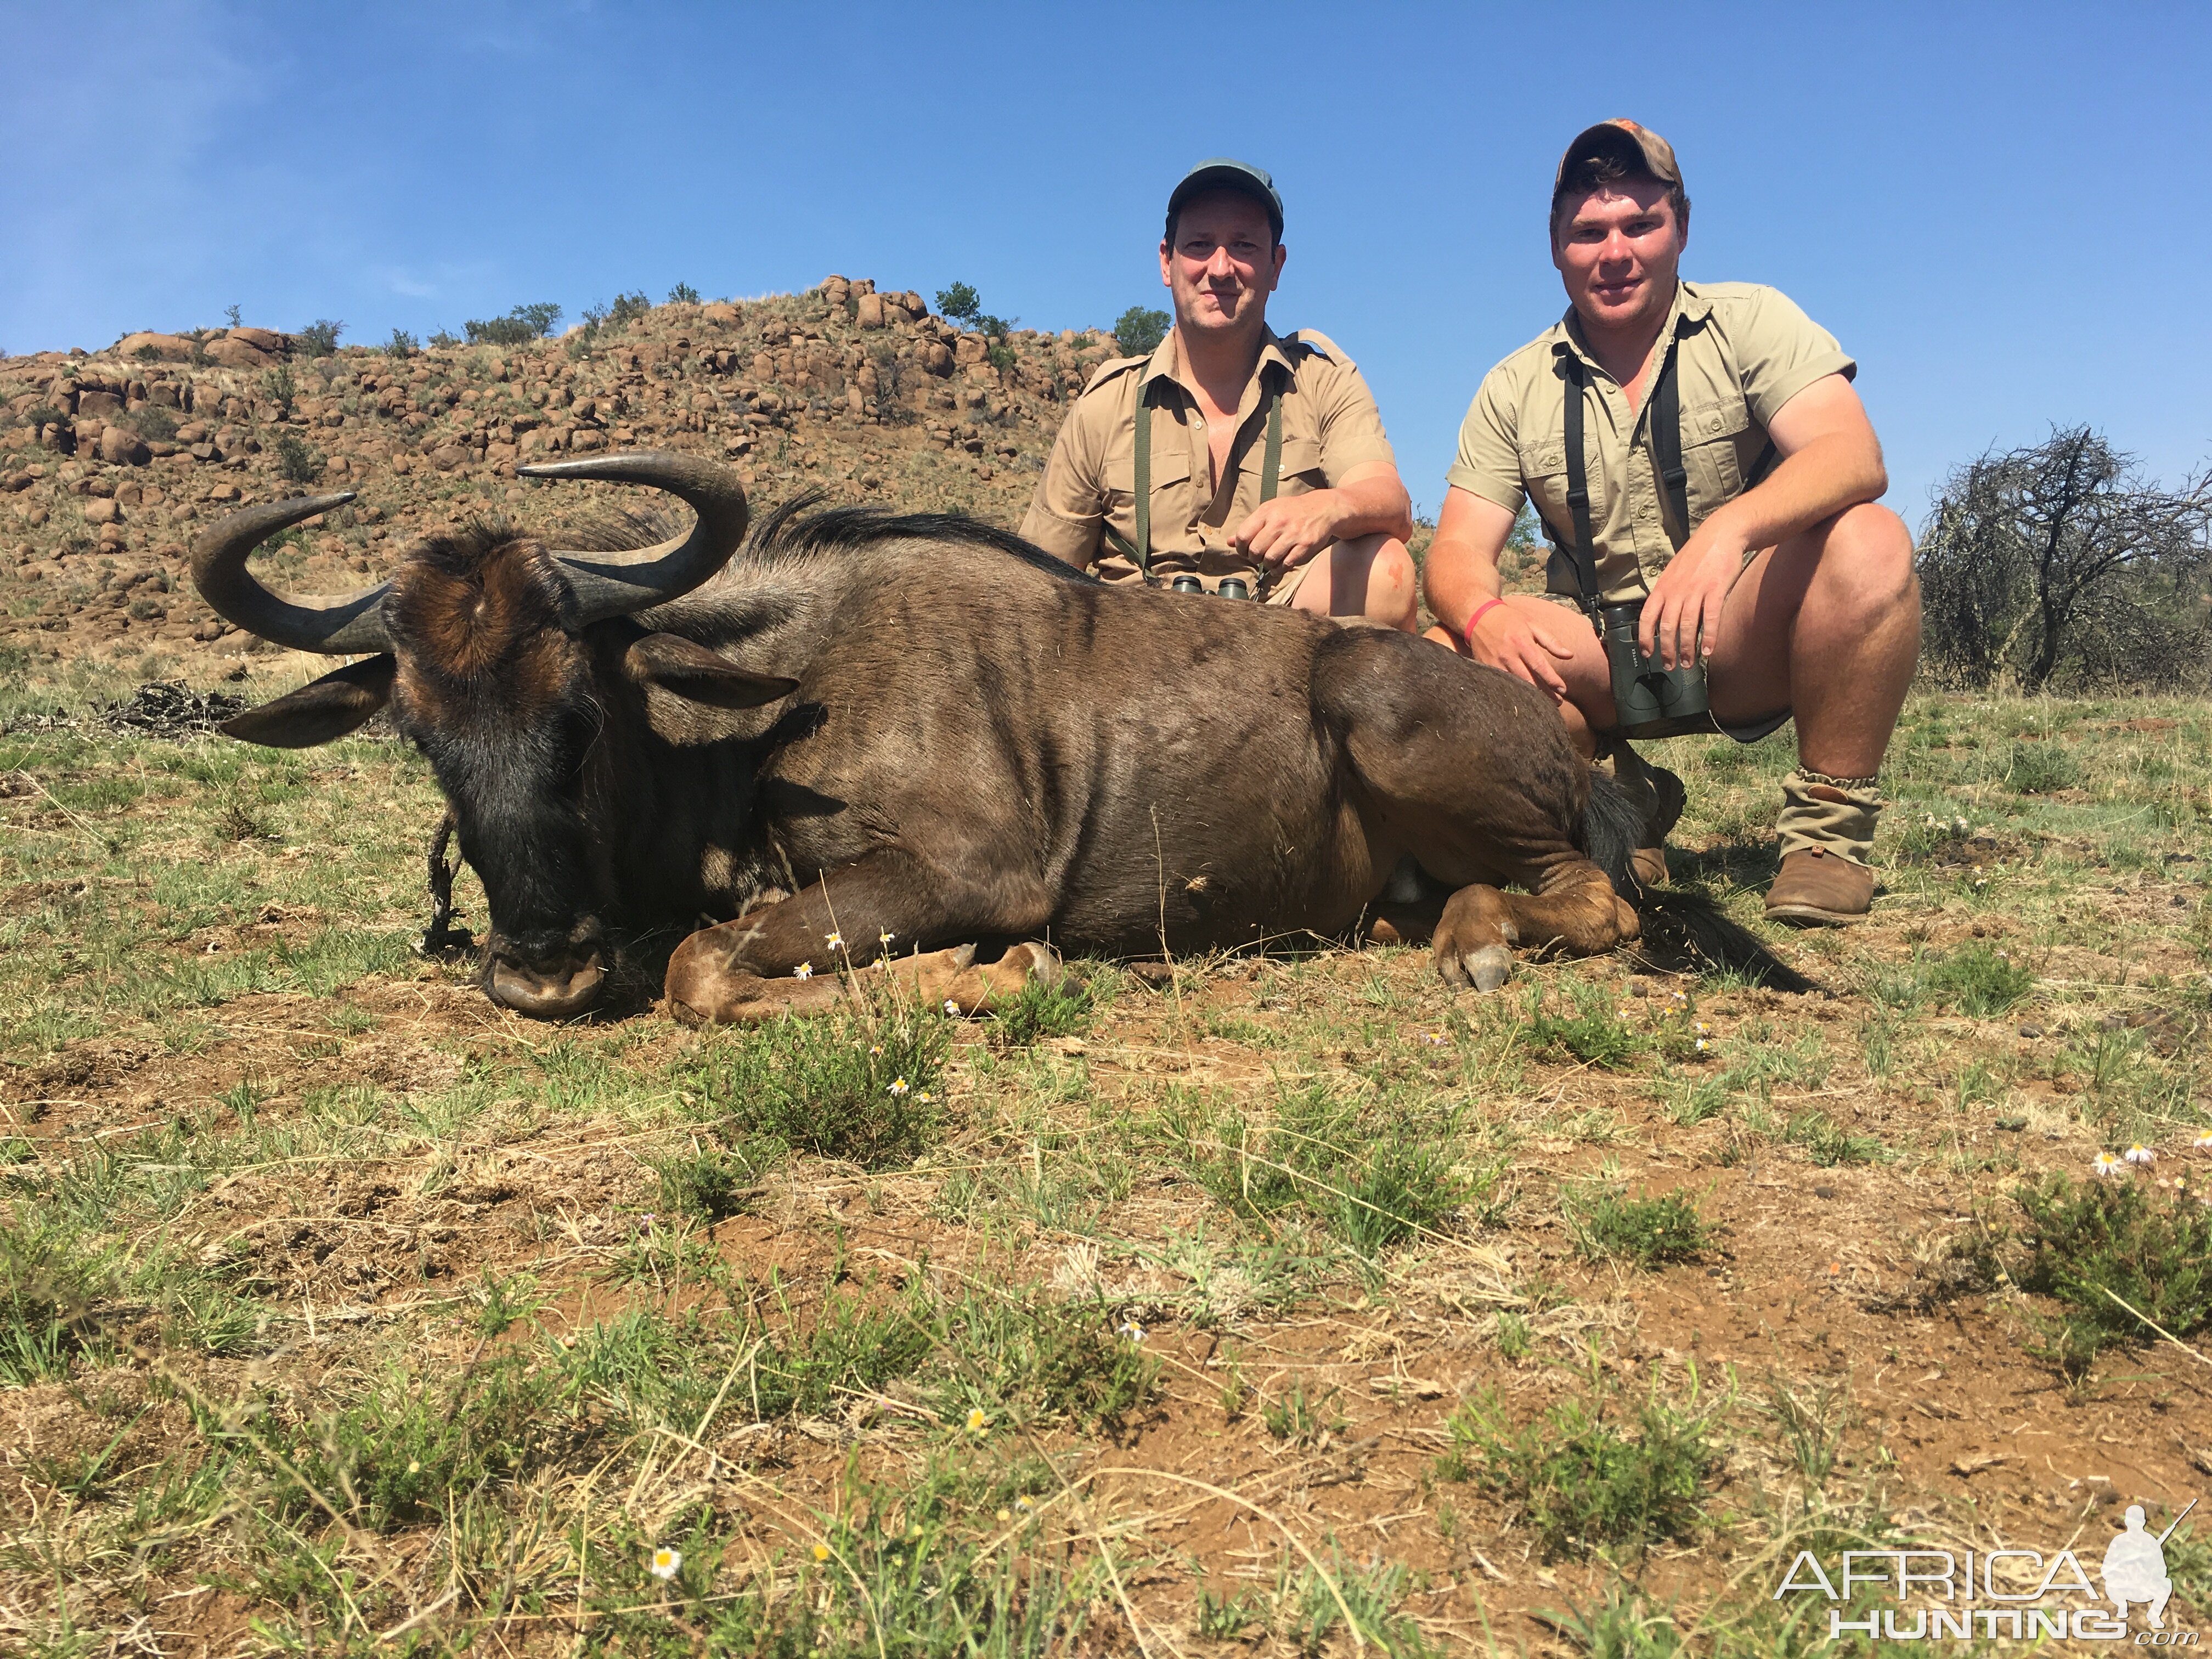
[1598,600,1715,739]
[1170,575,1253,600]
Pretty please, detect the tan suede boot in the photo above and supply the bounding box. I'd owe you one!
[1765,847,1876,925]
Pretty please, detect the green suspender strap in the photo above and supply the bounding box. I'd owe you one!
[1124,364,1282,582]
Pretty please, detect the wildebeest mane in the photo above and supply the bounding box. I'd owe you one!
[748,493,1099,585]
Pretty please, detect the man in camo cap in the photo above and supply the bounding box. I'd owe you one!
[1020,159,1418,627]
[1421,120,1921,924]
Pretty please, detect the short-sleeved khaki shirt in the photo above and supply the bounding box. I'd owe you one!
[1446,280,1854,603]
[1020,326,1397,585]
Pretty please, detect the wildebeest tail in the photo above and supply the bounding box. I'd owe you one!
[1583,768,1818,994]
[1580,769,1643,893]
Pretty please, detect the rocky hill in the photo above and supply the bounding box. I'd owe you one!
[0,276,1114,680]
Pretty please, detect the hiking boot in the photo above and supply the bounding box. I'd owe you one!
[1764,848,1876,926]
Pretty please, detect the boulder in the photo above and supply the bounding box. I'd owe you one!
[429,445,469,471]
[919,341,953,377]
[701,302,740,325]
[99,427,151,466]
[116,332,197,363]
[226,328,289,354]
[203,337,275,370]
[856,293,885,330]
[83,498,120,524]
[569,429,606,453]
[953,335,987,365]
[77,389,126,419]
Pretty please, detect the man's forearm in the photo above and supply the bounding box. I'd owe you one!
[1321,475,1415,543]
[1706,432,1886,556]
[1422,537,1504,635]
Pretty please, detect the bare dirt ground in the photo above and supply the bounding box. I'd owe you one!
[3,656,2210,1655]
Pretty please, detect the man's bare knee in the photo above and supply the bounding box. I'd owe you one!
[1816,504,1917,615]
[1368,538,1418,630]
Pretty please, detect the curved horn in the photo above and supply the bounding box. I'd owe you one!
[518,450,750,623]
[190,492,393,654]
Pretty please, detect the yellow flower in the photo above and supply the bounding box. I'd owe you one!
[996,1507,1012,1523]
[649,1545,682,1580]
[811,1543,831,1562]
[965,1407,989,1435]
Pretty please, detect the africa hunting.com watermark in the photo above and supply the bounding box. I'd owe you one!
[1774,1500,2198,1644]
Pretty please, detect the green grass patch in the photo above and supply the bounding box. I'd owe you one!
[1563,1182,1713,1267]
[2012,1171,2212,1376]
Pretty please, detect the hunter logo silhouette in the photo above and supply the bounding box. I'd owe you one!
[2106,1499,2193,1630]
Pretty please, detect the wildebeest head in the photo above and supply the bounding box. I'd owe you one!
[192,453,795,1018]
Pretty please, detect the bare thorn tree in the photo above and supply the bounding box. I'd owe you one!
[1917,426,2212,690]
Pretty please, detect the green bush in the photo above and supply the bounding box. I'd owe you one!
[464,303,561,346]
[1526,979,1649,1070]
[1113,305,1170,358]
[1438,1372,1718,1560]
[1564,1183,1712,1266]
[385,327,418,358]
[2013,1171,2212,1375]
[273,432,324,485]
[667,282,699,304]
[1922,942,2034,1015]
[686,989,950,1168]
[295,319,343,357]
[2001,738,2084,793]
[989,969,1097,1048]
[934,281,981,325]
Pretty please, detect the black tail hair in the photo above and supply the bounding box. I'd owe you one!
[1582,770,1818,994]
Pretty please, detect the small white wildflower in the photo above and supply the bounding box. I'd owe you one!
[649,1545,682,1580]
[918,1091,935,1104]
[1116,1320,1146,1344]
[405,1459,421,1475]
[887,1077,910,1097]
[826,930,846,951]
[1695,1037,1708,1053]
[878,928,895,947]
[945,998,961,1015]
[965,1407,989,1434]
[793,961,813,980]
[1015,1495,1035,1513]
[868,1043,883,1056]
[2094,1150,2125,1180]
[2126,1144,2157,1166]
[2194,1131,2212,1150]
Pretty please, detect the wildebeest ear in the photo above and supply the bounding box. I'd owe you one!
[219,655,396,748]
[622,633,797,709]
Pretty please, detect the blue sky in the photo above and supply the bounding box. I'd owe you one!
[3,1,2204,526]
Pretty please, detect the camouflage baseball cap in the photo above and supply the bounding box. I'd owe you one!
[1166,159,1284,241]
[1551,120,1685,211]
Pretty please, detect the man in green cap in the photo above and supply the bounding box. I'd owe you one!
[1020,160,1418,627]
[1421,120,1921,924]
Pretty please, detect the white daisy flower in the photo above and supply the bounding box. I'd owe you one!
[2194,1131,2212,1150]
[1116,1321,1145,1344]
[878,928,896,946]
[944,999,961,1015]
[826,930,846,951]
[649,1545,682,1580]
[793,961,812,980]
[2126,1144,2157,1166]
[887,1077,910,1097]
[2094,1151,2125,1179]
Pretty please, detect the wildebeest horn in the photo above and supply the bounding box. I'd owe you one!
[519,450,749,622]
[190,492,394,654]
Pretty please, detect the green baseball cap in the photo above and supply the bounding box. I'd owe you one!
[1551,120,1686,213]
[1165,159,1283,242]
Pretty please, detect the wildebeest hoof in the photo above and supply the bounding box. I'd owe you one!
[1468,945,1513,992]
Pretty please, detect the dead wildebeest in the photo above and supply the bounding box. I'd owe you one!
[191,451,1804,1021]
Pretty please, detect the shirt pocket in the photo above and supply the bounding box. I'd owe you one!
[1269,432,1327,496]
[1103,435,1194,517]
[1516,439,1571,540]
[1678,395,1756,523]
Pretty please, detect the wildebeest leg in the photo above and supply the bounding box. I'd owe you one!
[1314,629,1637,990]
[664,847,1057,1024]
[1431,865,1638,992]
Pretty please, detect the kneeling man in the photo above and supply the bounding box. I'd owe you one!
[1022,160,1417,627]
[1423,121,1921,923]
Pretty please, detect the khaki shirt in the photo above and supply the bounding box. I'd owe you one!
[1020,326,1397,584]
[1446,280,1854,603]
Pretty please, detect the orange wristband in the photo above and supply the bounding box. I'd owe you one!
[1464,598,1506,644]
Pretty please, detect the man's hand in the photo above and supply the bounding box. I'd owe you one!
[1638,520,1750,670]
[1232,489,1342,568]
[1639,373,1889,670]
[1469,600,1581,701]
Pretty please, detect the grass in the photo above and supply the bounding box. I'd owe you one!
[2,685,2211,1647]
[1436,1363,1722,1561]
[2011,1169,2212,1375]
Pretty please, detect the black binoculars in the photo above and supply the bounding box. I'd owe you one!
[1170,575,1252,600]
[1598,600,1715,739]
